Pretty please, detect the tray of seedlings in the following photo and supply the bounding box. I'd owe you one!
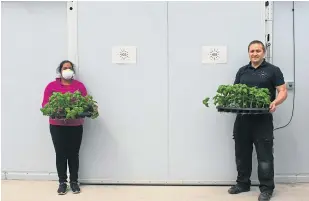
[203,84,270,115]
[40,91,99,120]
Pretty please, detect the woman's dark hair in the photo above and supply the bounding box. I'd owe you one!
[56,60,75,74]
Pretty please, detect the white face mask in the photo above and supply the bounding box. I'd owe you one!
[62,69,74,80]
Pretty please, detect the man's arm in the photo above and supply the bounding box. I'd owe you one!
[269,67,288,112]
[273,84,288,106]
[272,67,288,106]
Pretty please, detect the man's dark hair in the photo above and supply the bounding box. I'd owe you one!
[248,40,266,52]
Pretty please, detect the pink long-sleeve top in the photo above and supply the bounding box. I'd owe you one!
[42,78,88,126]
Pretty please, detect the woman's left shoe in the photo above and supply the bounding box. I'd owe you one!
[70,181,81,194]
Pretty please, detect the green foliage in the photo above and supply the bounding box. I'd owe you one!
[203,84,271,108]
[203,97,210,107]
[40,91,99,119]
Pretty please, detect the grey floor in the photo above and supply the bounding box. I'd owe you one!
[1,180,309,201]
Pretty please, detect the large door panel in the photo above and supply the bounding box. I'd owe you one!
[77,2,169,182]
[272,2,309,181]
[167,2,265,183]
[293,1,309,175]
[1,1,67,178]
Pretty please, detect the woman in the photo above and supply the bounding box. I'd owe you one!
[42,60,87,195]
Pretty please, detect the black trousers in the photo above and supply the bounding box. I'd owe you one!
[50,125,83,183]
[233,114,274,192]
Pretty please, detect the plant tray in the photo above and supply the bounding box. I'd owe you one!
[216,106,270,114]
[50,112,92,119]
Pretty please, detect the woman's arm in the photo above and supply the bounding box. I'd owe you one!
[42,84,52,107]
[79,82,88,97]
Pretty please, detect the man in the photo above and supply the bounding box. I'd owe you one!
[228,40,288,201]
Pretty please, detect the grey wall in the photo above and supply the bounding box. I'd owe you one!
[76,1,265,184]
[77,2,169,182]
[167,1,265,183]
[1,1,67,180]
[1,1,308,184]
[272,1,309,181]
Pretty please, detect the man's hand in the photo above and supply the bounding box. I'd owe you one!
[269,101,277,113]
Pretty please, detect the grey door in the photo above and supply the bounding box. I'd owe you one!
[77,2,169,183]
[77,1,266,184]
[1,1,68,180]
[272,1,309,183]
[167,1,265,184]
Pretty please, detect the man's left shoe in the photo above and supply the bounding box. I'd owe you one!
[258,191,273,201]
[70,182,81,194]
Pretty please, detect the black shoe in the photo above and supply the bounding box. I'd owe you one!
[258,191,273,201]
[57,182,68,195]
[228,184,250,194]
[70,182,81,194]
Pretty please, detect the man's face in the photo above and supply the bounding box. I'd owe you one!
[248,43,265,64]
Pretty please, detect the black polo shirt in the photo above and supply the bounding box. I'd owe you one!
[234,59,285,101]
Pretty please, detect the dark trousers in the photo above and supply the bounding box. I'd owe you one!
[50,125,83,183]
[233,114,275,192]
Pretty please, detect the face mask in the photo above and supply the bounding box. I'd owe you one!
[62,69,74,80]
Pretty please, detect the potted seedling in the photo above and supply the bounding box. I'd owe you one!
[203,84,271,114]
[40,91,99,119]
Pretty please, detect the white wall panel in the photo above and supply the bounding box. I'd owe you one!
[2,1,308,184]
[76,2,169,182]
[1,2,67,175]
[167,1,265,183]
[272,1,309,178]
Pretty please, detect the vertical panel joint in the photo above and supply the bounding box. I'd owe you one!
[67,1,79,75]
[265,1,273,63]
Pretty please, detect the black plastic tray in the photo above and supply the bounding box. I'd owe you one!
[216,106,270,114]
[50,112,92,119]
